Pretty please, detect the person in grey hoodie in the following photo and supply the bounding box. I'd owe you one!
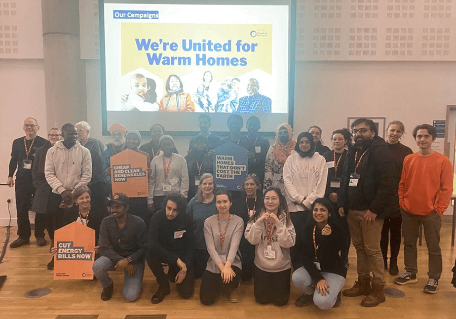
[45,123,92,234]
[244,187,296,306]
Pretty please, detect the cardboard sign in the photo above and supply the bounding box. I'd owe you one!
[54,222,95,280]
[111,148,149,197]
[213,143,248,191]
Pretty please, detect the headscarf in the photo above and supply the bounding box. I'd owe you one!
[159,134,174,146]
[126,130,142,143]
[109,122,126,135]
[272,123,296,164]
[295,132,315,158]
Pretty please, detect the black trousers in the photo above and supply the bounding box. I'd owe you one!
[147,255,194,299]
[88,181,109,219]
[239,238,255,281]
[15,179,45,240]
[331,203,351,261]
[200,266,242,305]
[381,216,402,263]
[48,192,65,240]
[290,210,311,266]
[193,249,210,279]
[253,265,291,306]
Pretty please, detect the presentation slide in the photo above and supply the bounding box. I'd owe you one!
[101,0,293,133]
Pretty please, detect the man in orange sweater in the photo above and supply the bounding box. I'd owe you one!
[395,124,453,294]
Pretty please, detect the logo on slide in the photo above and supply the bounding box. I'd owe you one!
[250,30,268,38]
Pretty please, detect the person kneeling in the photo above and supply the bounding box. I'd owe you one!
[147,193,194,303]
[292,198,346,310]
[92,193,147,302]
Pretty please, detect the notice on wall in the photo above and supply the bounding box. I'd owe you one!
[213,142,248,191]
[54,222,95,280]
[111,148,149,197]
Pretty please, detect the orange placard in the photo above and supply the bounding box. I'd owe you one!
[111,149,149,197]
[54,222,95,280]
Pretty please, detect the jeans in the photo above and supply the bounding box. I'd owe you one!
[292,266,345,310]
[347,209,385,284]
[401,209,442,280]
[92,256,145,301]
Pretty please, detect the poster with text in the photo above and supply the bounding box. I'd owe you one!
[213,143,248,191]
[111,149,149,197]
[54,222,95,280]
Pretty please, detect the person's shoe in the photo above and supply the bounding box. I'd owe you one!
[36,237,47,247]
[151,288,170,304]
[46,257,54,270]
[423,278,438,294]
[394,272,417,285]
[333,292,342,308]
[389,263,399,276]
[101,282,114,301]
[229,284,241,303]
[10,237,30,248]
[343,277,372,297]
[295,293,313,307]
[361,283,385,307]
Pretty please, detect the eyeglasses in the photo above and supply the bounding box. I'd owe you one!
[351,128,370,135]
[49,134,61,137]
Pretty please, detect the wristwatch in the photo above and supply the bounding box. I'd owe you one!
[127,256,133,263]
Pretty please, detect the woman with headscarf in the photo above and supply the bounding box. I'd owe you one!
[283,132,328,269]
[159,74,195,112]
[263,123,296,194]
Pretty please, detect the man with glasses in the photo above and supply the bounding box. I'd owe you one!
[338,118,396,307]
[7,117,47,248]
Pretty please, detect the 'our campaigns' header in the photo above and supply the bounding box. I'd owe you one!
[113,10,159,20]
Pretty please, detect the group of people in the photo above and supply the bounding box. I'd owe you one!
[6,115,454,308]
[121,71,271,113]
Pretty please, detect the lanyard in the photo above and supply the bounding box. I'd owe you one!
[265,220,276,245]
[354,149,368,173]
[23,138,35,159]
[196,161,202,175]
[217,214,231,249]
[333,150,344,176]
[163,154,173,180]
[312,226,319,258]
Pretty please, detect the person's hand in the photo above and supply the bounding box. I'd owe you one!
[175,269,187,284]
[61,190,72,203]
[266,212,280,225]
[364,210,377,224]
[338,207,345,217]
[321,224,332,236]
[125,263,136,276]
[51,247,57,255]
[147,202,154,211]
[115,258,129,272]
[316,279,329,296]
[7,177,14,187]
[257,212,269,223]
[94,246,99,253]
[206,150,215,158]
[104,167,111,176]
[329,192,338,203]
[121,93,129,102]
[221,265,235,284]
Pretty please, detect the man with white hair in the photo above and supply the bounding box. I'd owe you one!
[103,123,127,188]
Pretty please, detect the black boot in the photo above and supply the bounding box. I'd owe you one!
[101,282,114,301]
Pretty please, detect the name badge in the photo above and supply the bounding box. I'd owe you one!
[326,161,335,169]
[255,146,261,154]
[163,182,172,191]
[264,245,276,259]
[313,261,321,271]
[194,176,201,186]
[248,209,255,218]
[174,230,186,239]
[330,177,341,188]
[349,173,360,187]
[23,159,32,170]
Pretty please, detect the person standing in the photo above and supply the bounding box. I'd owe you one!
[93,193,147,301]
[147,194,194,303]
[8,117,47,248]
[140,124,178,161]
[245,116,270,187]
[309,126,330,155]
[188,114,221,152]
[381,121,413,275]
[338,118,396,307]
[103,122,127,188]
[394,124,453,294]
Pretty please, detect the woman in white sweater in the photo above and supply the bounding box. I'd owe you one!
[245,187,296,305]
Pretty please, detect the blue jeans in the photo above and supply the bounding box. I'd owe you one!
[292,266,345,310]
[92,256,145,302]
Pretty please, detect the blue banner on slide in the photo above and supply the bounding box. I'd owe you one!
[113,10,159,20]
[213,143,248,191]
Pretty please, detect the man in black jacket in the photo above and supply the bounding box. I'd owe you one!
[147,193,194,304]
[338,118,396,307]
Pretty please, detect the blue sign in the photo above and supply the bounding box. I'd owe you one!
[213,143,248,191]
[113,10,159,20]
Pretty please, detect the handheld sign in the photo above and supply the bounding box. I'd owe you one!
[54,222,95,280]
[111,148,149,197]
[213,143,248,191]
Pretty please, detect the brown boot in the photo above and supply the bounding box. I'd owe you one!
[343,276,372,297]
[361,283,386,307]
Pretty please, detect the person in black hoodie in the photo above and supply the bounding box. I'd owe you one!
[292,198,346,309]
[147,193,194,304]
[337,118,396,307]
